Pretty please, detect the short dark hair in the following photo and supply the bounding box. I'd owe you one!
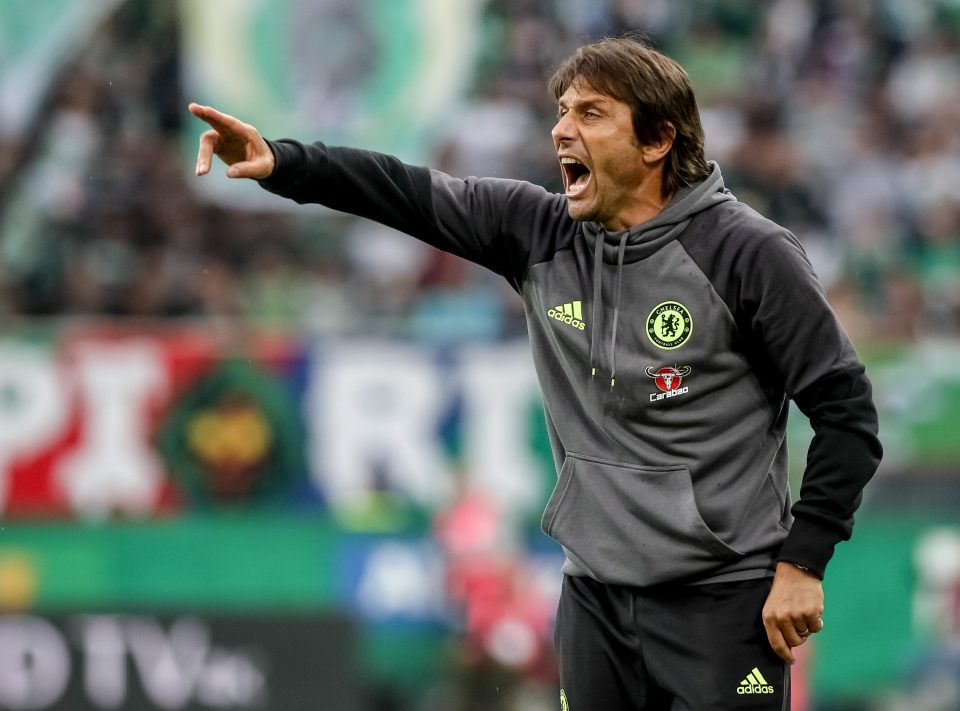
[548,37,710,196]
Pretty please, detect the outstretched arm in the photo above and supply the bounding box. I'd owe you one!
[188,103,275,180]
[188,106,570,288]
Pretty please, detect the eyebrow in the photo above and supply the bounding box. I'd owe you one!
[558,97,610,112]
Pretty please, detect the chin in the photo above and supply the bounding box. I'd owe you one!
[565,200,597,223]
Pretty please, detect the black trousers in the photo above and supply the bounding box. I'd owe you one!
[555,575,790,710]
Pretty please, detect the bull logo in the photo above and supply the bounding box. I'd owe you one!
[645,365,691,392]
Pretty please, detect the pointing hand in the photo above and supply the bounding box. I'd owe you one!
[188,103,275,180]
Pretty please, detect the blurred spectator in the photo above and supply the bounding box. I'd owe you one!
[1,0,960,345]
[433,476,557,711]
[3,3,960,709]
[881,528,960,711]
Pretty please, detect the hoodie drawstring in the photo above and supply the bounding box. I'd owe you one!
[580,163,734,389]
[588,230,629,388]
[589,230,604,379]
[609,232,629,388]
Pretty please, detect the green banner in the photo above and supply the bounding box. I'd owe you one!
[2,511,957,702]
[179,0,485,206]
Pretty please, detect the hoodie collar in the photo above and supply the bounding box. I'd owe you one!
[583,161,735,264]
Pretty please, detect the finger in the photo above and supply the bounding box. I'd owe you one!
[809,616,824,634]
[781,624,806,650]
[225,159,270,180]
[764,621,796,665]
[196,129,220,175]
[188,103,248,135]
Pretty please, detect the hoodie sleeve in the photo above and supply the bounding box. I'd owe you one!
[739,227,882,578]
[257,138,569,290]
[680,204,882,578]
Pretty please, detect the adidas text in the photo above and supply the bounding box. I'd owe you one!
[548,301,585,331]
[548,309,585,330]
[737,684,775,695]
[737,667,774,695]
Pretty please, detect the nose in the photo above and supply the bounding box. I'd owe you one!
[552,111,575,145]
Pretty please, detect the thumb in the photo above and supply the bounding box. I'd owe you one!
[226,160,268,180]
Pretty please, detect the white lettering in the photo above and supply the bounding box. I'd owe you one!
[0,616,70,710]
[194,648,266,707]
[312,343,451,509]
[74,615,268,709]
[649,386,689,402]
[460,345,544,516]
[55,341,168,518]
[0,345,69,513]
[77,615,127,709]
[125,617,209,708]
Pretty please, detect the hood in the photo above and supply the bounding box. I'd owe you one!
[583,161,735,264]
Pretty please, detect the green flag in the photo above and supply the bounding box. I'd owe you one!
[180,0,484,206]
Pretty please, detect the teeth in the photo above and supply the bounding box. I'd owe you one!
[567,173,590,195]
[560,156,590,197]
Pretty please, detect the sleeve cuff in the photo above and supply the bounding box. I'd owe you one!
[776,516,843,579]
[257,138,312,192]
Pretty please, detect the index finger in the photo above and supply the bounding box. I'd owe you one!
[188,103,247,133]
[765,623,796,665]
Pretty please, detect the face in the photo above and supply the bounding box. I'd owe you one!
[551,80,670,231]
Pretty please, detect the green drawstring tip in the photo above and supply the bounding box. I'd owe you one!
[610,378,616,388]
[591,367,596,377]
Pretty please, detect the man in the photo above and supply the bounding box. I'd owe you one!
[191,36,881,710]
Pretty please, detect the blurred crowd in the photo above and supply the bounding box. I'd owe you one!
[2,0,960,346]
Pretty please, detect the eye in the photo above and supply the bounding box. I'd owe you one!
[583,110,601,120]
[557,107,568,119]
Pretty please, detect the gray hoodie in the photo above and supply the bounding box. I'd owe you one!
[260,140,882,587]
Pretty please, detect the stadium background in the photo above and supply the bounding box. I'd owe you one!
[1,0,959,709]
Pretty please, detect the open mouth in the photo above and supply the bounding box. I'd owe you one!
[560,157,592,196]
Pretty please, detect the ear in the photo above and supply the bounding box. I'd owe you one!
[641,122,676,164]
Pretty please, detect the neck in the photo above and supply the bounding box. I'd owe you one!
[602,187,675,232]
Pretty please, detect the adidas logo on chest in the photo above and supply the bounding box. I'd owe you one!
[548,300,585,331]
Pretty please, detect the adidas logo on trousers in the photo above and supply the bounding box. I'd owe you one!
[737,667,774,695]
